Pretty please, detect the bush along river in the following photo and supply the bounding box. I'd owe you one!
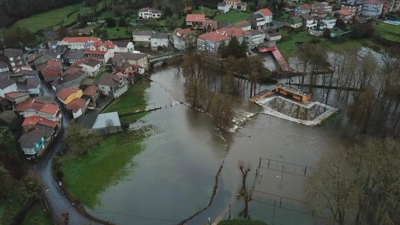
[61,65,355,225]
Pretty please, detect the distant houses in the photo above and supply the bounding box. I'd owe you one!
[138,7,162,20]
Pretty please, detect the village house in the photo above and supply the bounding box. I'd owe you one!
[340,0,363,17]
[56,88,83,105]
[203,20,218,33]
[151,33,169,49]
[98,74,128,99]
[59,37,100,49]
[362,0,384,17]
[75,58,101,77]
[254,8,274,26]
[288,16,303,28]
[113,40,135,53]
[265,32,282,47]
[0,79,17,97]
[83,86,100,109]
[233,21,252,31]
[66,98,86,119]
[16,77,41,95]
[295,4,311,15]
[312,2,333,12]
[183,7,192,14]
[22,116,57,132]
[62,49,86,64]
[51,66,87,91]
[27,50,58,69]
[0,59,9,72]
[246,30,266,49]
[40,60,62,83]
[222,0,247,10]
[3,49,26,72]
[301,14,318,30]
[16,98,62,123]
[249,14,267,30]
[85,40,115,65]
[337,9,354,21]
[186,14,206,29]
[320,16,337,29]
[0,96,12,111]
[138,7,162,19]
[218,3,231,13]
[173,28,197,51]
[197,27,250,53]
[5,92,30,105]
[78,28,93,36]
[77,112,122,136]
[132,30,154,46]
[18,130,45,159]
[112,52,149,71]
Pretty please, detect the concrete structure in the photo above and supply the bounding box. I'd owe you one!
[254,8,274,24]
[151,33,169,49]
[362,0,384,17]
[138,7,162,19]
[295,4,311,15]
[265,32,282,47]
[5,92,30,105]
[249,14,267,30]
[98,74,128,98]
[288,16,303,28]
[218,3,230,13]
[246,30,266,49]
[60,37,100,49]
[301,14,318,30]
[173,28,197,51]
[0,79,17,97]
[18,130,45,157]
[76,58,101,77]
[85,40,115,65]
[388,0,400,12]
[132,30,154,46]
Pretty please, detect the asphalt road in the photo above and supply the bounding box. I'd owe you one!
[31,80,100,225]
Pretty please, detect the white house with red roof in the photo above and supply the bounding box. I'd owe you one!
[85,40,115,65]
[60,37,101,50]
[16,98,62,122]
[186,14,206,29]
[338,9,354,19]
[138,7,162,19]
[73,58,101,77]
[254,8,274,24]
[197,27,251,53]
[66,98,86,118]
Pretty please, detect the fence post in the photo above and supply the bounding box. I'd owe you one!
[304,166,307,176]
[268,159,270,168]
[279,197,282,208]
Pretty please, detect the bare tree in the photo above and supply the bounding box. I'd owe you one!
[105,118,114,136]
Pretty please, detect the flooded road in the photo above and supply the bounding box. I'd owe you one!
[88,66,352,225]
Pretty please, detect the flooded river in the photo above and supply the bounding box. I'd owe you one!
[88,66,353,225]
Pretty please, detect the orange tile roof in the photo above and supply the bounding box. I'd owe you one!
[199,32,231,42]
[66,98,85,113]
[339,9,352,16]
[184,7,192,11]
[83,86,99,96]
[16,98,59,115]
[61,37,101,43]
[57,88,80,100]
[259,8,273,16]
[299,4,311,10]
[186,14,205,22]
[22,116,57,128]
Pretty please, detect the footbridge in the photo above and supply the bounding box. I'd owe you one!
[149,52,183,65]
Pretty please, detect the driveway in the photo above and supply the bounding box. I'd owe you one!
[31,80,101,225]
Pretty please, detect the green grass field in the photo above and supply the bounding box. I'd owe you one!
[277,31,313,58]
[10,3,83,32]
[62,81,152,208]
[22,203,53,225]
[213,10,251,24]
[374,22,400,42]
[192,6,217,16]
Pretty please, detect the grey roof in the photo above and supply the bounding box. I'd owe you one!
[254,14,264,19]
[11,70,38,77]
[51,70,85,87]
[92,112,121,130]
[151,33,168,39]
[291,16,302,21]
[0,59,8,68]
[301,14,314,20]
[112,40,131,47]
[77,114,98,128]
[81,95,91,102]
[4,48,23,57]
[81,58,100,67]
[78,29,92,34]
[27,77,40,89]
[35,124,54,138]
[218,3,227,6]
[132,30,154,36]
[268,32,281,37]
[248,29,263,35]
[18,130,44,148]
[0,78,16,89]
[98,74,122,87]
[63,49,85,59]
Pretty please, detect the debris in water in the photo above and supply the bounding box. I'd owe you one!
[248,134,251,138]
[276,175,281,179]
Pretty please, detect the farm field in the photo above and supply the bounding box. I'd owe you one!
[213,10,252,23]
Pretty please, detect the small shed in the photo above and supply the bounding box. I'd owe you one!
[91,112,122,136]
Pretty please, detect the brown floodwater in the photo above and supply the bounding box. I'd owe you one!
[87,65,354,225]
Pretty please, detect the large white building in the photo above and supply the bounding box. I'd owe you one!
[138,7,162,19]
[362,0,384,17]
[151,33,168,49]
[172,28,197,51]
[60,37,101,49]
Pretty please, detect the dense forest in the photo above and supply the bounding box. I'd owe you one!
[0,0,82,28]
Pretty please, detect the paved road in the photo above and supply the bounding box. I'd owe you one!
[31,80,100,225]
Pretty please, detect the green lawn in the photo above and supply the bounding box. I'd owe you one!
[277,31,312,58]
[22,203,53,225]
[213,10,252,24]
[374,22,400,42]
[105,27,129,39]
[192,6,217,16]
[0,189,26,224]
[94,70,109,80]
[10,3,83,32]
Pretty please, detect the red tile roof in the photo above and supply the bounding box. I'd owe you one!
[86,40,115,55]
[259,8,273,16]
[83,86,99,96]
[339,9,352,16]
[132,65,143,69]
[203,20,217,26]
[57,88,80,100]
[184,7,192,11]
[186,14,205,22]
[299,4,311,10]
[61,37,100,43]
[22,116,57,128]
[16,98,59,115]
[41,60,62,78]
[66,98,85,113]
[199,32,231,42]
[199,27,250,42]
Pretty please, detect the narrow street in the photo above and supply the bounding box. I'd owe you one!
[31,79,100,225]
